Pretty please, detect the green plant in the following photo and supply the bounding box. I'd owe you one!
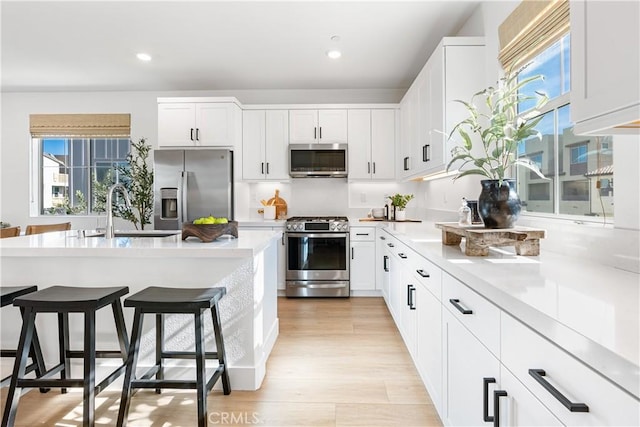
[45,190,87,215]
[446,65,549,184]
[113,138,154,230]
[388,193,415,210]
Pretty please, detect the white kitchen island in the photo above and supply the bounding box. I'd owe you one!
[0,229,281,391]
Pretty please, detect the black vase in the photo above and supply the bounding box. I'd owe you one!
[478,179,521,229]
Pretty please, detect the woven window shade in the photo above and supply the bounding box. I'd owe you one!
[29,113,131,137]
[498,0,569,70]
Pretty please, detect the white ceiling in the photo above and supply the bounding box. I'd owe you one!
[1,1,480,93]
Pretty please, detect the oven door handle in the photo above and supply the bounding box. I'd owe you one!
[286,232,349,238]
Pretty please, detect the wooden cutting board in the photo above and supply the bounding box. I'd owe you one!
[359,218,422,223]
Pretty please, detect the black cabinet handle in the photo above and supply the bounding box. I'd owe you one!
[410,286,416,310]
[416,269,430,278]
[380,236,386,240]
[407,284,412,307]
[190,128,195,141]
[528,369,589,412]
[373,162,376,174]
[261,162,264,174]
[422,144,431,162]
[351,247,354,260]
[387,243,395,248]
[195,128,200,141]
[356,233,369,236]
[383,255,389,272]
[314,127,317,139]
[319,127,322,139]
[398,253,407,259]
[483,377,496,422]
[403,156,410,171]
[368,162,371,174]
[266,163,270,174]
[493,390,507,427]
[449,298,473,315]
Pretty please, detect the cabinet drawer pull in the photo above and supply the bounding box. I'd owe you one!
[380,236,386,240]
[483,377,496,422]
[351,247,354,260]
[410,285,416,310]
[383,255,389,272]
[398,253,407,259]
[416,269,430,278]
[356,233,370,236]
[449,298,473,315]
[528,369,589,412]
[387,243,394,248]
[407,284,412,307]
[493,390,507,427]
[403,156,410,171]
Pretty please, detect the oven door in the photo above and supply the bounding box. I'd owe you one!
[286,232,349,281]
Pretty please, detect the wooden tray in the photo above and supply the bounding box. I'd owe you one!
[435,222,545,256]
[182,221,239,243]
[359,218,422,223]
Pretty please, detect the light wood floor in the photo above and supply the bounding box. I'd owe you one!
[1,297,442,426]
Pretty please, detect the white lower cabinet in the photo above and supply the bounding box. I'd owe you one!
[415,282,442,414]
[442,307,501,426]
[499,365,563,427]
[349,227,376,291]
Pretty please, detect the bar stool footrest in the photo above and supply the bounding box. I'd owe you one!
[161,350,220,359]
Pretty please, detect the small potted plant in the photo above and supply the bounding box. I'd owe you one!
[388,193,415,221]
[447,65,548,228]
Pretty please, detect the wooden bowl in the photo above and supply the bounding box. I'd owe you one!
[181,221,239,243]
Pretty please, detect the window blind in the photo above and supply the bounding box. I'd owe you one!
[29,113,131,137]
[498,0,569,70]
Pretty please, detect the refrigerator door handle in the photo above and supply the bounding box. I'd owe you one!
[180,171,189,227]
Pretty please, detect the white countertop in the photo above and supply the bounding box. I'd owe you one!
[235,218,286,228]
[0,229,282,258]
[382,221,639,399]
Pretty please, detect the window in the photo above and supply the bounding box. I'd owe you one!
[30,113,131,216]
[515,34,614,220]
[39,138,130,215]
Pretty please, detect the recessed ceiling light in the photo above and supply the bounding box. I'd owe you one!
[330,35,341,42]
[327,50,342,59]
[136,53,152,61]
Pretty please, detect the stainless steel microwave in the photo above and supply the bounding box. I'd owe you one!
[289,143,348,178]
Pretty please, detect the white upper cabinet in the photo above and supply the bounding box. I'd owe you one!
[571,0,640,135]
[158,101,241,147]
[242,110,289,181]
[348,109,396,180]
[289,109,347,144]
[399,37,485,179]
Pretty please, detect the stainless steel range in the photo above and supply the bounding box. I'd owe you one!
[285,216,350,297]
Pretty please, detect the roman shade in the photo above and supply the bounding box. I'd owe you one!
[29,113,131,137]
[498,0,569,70]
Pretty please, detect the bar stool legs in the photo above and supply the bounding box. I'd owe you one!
[118,286,231,427]
[1,286,130,427]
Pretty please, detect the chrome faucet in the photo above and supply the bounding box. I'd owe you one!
[105,183,132,239]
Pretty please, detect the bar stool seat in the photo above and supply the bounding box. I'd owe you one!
[118,286,231,427]
[1,286,130,427]
[0,286,48,389]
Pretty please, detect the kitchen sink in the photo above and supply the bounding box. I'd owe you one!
[85,231,179,238]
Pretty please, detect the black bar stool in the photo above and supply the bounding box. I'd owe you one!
[0,286,48,390]
[118,286,231,427]
[1,286,130,427]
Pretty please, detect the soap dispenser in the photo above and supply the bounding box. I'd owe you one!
[458,197,472,226]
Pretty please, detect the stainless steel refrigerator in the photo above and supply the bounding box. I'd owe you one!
[153,149,234,230]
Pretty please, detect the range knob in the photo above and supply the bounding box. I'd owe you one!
[341,223,349,231]
[330,223,337,230]
[286,224,292,230]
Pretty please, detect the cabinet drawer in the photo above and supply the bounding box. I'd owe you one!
[410,254,442,301]
[442,272,500,357]
[501,314,640,426]
[350,227,376,241]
